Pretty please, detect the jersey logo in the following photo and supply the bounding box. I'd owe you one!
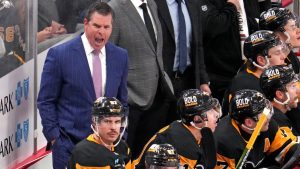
[280,128,288,137]
[113,157,125,168]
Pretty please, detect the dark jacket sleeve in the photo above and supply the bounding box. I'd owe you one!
[196,6,210,85]
[200,0,238,39]
[37,48,62,142]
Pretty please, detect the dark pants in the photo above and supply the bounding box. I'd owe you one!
[208,73,233,104]
[127,84,171,159]
[52,146,71,169]
[208,73,233,117]
[51,131,74,169]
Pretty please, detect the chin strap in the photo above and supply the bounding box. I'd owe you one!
[252,56,270,70]
[91,124,111,148]
[116,116,128,146]
[190,121,208,130]
[241,124,255,132]
[284,31,291,44]
[274,92,291,111]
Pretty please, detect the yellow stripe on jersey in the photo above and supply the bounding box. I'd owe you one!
[246,68,259,78]
[13,51,25,64]
[76,163,110,169]
[126,160,131,169]
[264,138,271,153]
[179,155,197,169]
[215,153,236,169]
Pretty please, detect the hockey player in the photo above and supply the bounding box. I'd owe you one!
[145,143,179,169]
[215,89,300,168]
[0,0,26,77]
[222,30,289,116]
[260,7,300,73]
[68,97,131,169]
[260,65,299,137]
[260,7,300,137]
[132,89,221,169]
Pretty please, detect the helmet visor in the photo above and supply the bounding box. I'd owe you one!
[196,98,222,122]
[264,99,274,120]
[284,17,299,31]
[267,40,291,57]
[92,114,125,126]
[212,98,222,118]
[147,157,179,168]
[252,99,274,121]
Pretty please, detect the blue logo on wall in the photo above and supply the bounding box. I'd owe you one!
[23,78,29,100]
[15,82,22,106]
[23,119,29,142]
[15,119,30,148]
[15,123,22,148]
[15,77,30,106]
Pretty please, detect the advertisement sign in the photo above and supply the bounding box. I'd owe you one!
[0,60,34,168]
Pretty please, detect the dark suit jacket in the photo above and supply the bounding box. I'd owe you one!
[37,36,128,150]
[154,0,209,86]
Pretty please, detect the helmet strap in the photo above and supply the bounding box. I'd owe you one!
[274,92,291,110]
[241,124,255,132]
[90,124,111,148]
[91,124,100,137]
[116,116,128,145]
[190,114,207,130]
[252,56,270,70]
[284,31,291,44]
[190,121,203,130]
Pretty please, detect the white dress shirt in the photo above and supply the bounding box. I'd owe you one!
[81,33,107,96]
[131,0,157,40]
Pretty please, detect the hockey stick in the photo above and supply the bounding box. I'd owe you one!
[235,107,271,169]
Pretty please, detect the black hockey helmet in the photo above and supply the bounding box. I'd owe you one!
[244,30,281,62]
[145,144,179,168]
[177,89,220,125]
[260,7,297,32]
[92,97,124,123]
[229,89,270,123]
[260,65,298,100]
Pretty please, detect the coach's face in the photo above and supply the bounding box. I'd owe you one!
[84,12,112,51]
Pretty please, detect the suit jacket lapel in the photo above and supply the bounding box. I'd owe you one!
[155,0,175,41]
[121,0,156,52]
[72,36,96,99]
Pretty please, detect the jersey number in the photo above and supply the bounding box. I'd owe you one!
[0,26,14,43]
